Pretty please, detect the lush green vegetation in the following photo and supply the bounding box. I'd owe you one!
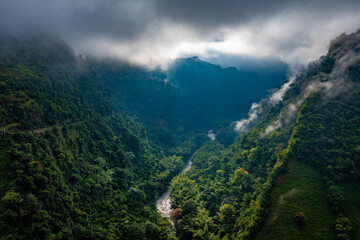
[342,182,360,240]
[1,115,173,239]
[0,36,114,131]
[1,30,360,240]
[91,56,287,133]
[169,114,293,239]
[167,31,360,240]
[255,159,336,240]
[0,35,205,239]
[287,32,360,240]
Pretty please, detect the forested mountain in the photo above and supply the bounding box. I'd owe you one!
[0,33,285,239]
[169,30,360,240]
[1,29,360,240]
[0,35,207,239]
[91,56,287,132]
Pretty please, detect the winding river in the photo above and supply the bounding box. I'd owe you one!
[156,130,215,222]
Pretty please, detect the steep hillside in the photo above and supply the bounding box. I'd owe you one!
[0,35,205,239]
[168,56,287,121]
[168,30,360,240]
[0,33,285,240]
[255,160,336,240]
[91,57,287,133]
[1,29,359,240]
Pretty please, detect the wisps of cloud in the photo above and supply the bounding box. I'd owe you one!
[234,73,297,134]
[235,34,360,137]
[235,102,262,134]
[261,43,360,137]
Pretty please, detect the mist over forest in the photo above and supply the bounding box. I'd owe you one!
[1,1,360,240]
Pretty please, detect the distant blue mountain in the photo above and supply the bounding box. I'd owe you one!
[91,56,288,131]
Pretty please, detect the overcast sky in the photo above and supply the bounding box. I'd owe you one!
[1,0,360,69]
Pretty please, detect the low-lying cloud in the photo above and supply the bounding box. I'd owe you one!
[261,46,360,137]
[0,0,360,69]
[235,40,360,137]
[235,102,262,134]
[234,74,296,135]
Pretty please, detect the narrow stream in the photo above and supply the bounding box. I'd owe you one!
[156,150,196,221]
[156,130,215,222]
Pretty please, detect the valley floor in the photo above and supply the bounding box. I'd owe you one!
[255,159,336,240]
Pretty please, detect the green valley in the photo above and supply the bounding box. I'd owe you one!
[0,9,360,240]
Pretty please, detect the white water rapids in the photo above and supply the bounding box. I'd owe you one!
[156,151,194,221]
[156,130,215,222]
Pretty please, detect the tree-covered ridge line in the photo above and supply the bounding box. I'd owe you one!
[1,115,163,239]
[1,29,359,240]
[170,119,292,239]
[168,30,360,240]
[0,34,208,239]
[90,55,287,133]
[0,35,115,131]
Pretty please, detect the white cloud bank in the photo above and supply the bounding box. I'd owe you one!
[0,0,360,69]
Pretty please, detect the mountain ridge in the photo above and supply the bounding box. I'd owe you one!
[168,29,360,240]
[1,30,360,240]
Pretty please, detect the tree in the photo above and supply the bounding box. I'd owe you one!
[335,217,352,240]
[293,212,307,225]
[220,204,235,233]
[181,199,198,216]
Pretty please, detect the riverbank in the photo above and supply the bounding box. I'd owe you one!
[156,130,216,222]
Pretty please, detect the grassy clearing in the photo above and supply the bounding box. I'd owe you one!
[255,159,336,240]
[342,182,360,240]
